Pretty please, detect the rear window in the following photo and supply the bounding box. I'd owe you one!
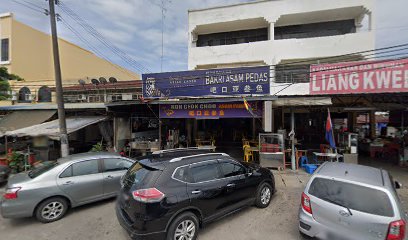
[123,162,161,188]
[309,177,394,217]
[28,161,58,178]
[173,166,190,182]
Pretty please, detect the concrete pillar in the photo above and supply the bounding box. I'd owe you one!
[368,12,373,31]
[269,65,276,94]
[252,118,256,139]
[263,101,273,132]
[159,120,162,149]
[268,22,275,40]
[355,13,364,33]
[370,111,376,139]
[186,119,192,147]
[290,109,296,171]
[193,119,198,143]
[348,112,357,132]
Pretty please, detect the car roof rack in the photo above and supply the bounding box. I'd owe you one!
[169,153,229,163]
[152,147,206,155]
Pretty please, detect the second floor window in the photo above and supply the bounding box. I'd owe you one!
[1,38,9,62]
[197,28,268,47]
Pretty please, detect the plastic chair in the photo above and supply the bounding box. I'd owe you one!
[299,156,309,168]
[243,145,253,162]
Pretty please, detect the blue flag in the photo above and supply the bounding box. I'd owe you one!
[325,109,336,149]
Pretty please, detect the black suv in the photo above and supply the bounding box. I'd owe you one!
[116,149,275,240]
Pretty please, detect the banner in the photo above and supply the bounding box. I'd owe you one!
[143,66,270,98]
[310,59,408,95]
[159,101,262,119]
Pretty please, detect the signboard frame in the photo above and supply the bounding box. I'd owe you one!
[143,66,270,98]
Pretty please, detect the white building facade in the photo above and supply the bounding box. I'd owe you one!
[188,0,375,96]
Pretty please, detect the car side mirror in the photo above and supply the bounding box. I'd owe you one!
[395,181,402,189]
[246,168,253,177]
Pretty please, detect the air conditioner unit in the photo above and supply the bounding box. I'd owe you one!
[78,94,87,100]
[122,94,132,101]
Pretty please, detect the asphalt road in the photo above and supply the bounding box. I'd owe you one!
[0,161,407,240]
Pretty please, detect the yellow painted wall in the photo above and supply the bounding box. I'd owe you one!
[1,13,139,87]
[0,13,12,72]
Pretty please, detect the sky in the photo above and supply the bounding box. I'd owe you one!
[1,0,408,77]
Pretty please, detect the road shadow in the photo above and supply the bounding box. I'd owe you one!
[199,206,253,234]
[1,197,117,227]
[65,197,117,217]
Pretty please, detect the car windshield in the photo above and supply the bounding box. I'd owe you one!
[308,177,394,217]
[28,161,58,178]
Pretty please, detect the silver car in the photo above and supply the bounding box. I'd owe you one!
[1,152,134,223]
[299,162,407,240]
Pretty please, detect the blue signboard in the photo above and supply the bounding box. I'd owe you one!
[142,66,270,98]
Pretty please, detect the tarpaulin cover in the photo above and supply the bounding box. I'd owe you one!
[5,116,106,140]
[0,110,56,136]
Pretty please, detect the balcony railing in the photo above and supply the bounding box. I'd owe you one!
[63,93,142,103]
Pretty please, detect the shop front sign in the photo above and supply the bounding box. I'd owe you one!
[310,59,408,95]
[159,101,262,119]
[143,66,270,98]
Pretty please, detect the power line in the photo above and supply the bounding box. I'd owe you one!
[272,56,408,96]
[11,0,149,74]
[138,54,408,94]
[152,0,171,72]
[20,0,46,11]
[58,16,137,79]
[139,44,408,85]
[9,1,408,95]
[11,0,47,15]
[58,1,151,73]
[10,55,408,97]
[59,5,149,74]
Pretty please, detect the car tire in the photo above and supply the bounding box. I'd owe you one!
[35,197,69,223]
[166,212,199,240]
[299,230,312,239]
[255,182,273,208]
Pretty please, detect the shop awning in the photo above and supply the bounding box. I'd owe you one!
[273,97,332,107]
[5,116,106,140]
[0,110,56,136]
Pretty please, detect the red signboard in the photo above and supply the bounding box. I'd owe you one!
[309,59,408,95]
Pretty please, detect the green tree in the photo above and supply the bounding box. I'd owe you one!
[0,67,23,100]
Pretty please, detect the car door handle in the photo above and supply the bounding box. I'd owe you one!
[62,181,74,186]
[106,175,114,179]
[191,190,201,194]
[226,183,235,188]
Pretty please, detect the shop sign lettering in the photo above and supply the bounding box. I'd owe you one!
[143,66,270,98]
[310,59,408,95]
[159,102,262,119]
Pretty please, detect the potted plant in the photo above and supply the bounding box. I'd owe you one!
[7,151,24,173]
[90,142,104,152]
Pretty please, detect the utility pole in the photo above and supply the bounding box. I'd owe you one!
[48,0,69,157]
[160,0,164,72]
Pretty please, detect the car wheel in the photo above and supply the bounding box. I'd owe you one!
[255,182,273,208]
[167,212,199,240]
[35,197,68,223]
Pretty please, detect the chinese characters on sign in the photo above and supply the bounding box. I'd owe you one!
[143,66,270,98]
[159,102,262,119]
[310,59,408,95]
